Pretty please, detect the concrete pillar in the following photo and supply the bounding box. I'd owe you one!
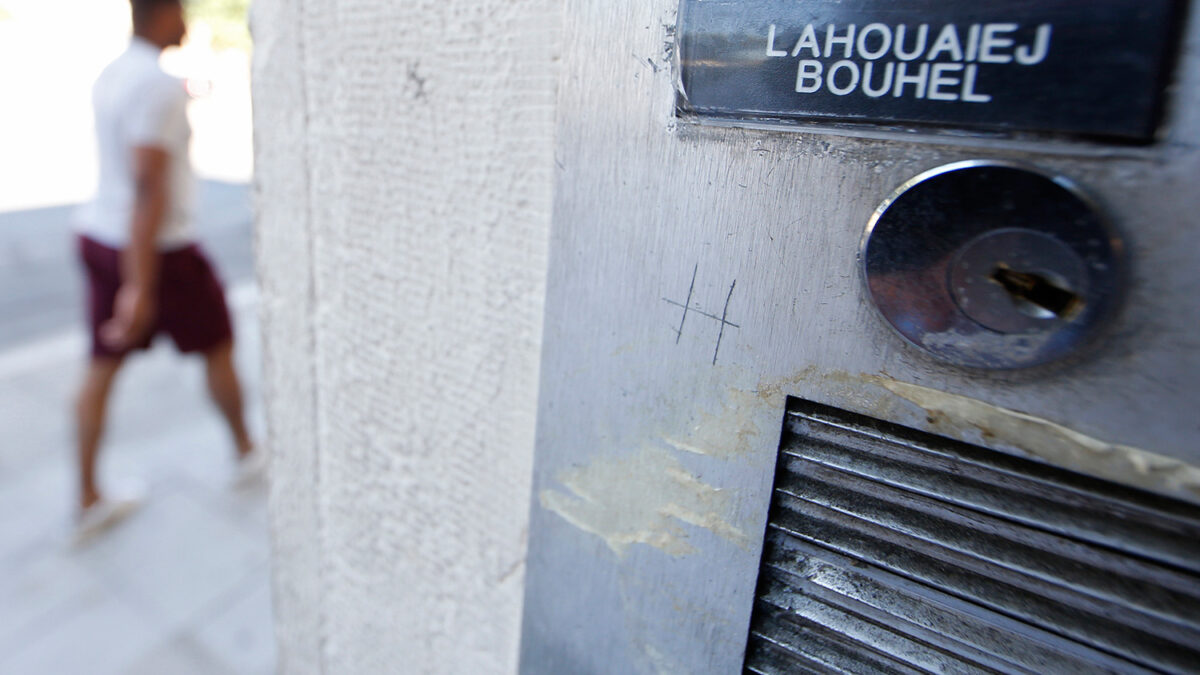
[251,1,558,671]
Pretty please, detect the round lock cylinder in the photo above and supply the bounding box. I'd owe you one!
[860,160,1125,370]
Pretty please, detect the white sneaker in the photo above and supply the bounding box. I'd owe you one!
[73,496,142,546]
[233,446,268,488]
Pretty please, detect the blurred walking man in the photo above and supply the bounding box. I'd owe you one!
[72,0,261,541]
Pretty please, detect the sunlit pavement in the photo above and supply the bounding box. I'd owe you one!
[0,294,272,675]
[0,185,271,674]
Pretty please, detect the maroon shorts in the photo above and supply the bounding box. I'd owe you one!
[79,235,233,359]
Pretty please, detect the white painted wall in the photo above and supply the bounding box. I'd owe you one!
[251,0,558,671]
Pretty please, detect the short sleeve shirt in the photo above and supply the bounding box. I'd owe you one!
[76,38,194,250]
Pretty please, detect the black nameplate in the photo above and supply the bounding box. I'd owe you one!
[677,0,1184,141]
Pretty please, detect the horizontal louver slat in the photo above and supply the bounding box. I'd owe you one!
[744,399,1200,675]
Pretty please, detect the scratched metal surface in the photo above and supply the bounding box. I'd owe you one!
[519,0,1200,673]
[745,399,1200,674]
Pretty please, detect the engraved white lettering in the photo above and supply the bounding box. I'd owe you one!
[979,23,1017,63]
[926,24,964,62]
[893,24,928,61]
[1015,24,1052,65]
[766,24,788,57]
[795,60,824,93]
[824,24,857,58]
[893,61,929,99]
[791,24,821,58]
[856,23,892,60]
[862,61,895,97]
[760,19,1043,104]
[965,24,982,62]
[928,62,962,100]
[827,60,861,95]
[961,64,992,102]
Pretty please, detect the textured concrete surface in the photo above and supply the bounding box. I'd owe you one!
[0,196,272,675]
[252,0,558,672]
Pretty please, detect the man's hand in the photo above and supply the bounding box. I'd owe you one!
[100,283,156,349]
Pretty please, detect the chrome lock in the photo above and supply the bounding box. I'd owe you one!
[861,161,1124,369]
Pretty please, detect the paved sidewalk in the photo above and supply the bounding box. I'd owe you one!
[0,286,274,675]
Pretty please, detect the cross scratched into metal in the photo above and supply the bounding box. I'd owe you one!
[663,264,740,365]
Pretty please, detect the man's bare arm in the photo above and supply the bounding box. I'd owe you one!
[100,145,170,348]
[124,146,170,289]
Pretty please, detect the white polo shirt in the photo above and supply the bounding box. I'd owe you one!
[76,37,194,250]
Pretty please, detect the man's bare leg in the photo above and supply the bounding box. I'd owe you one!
[76,356,125,510]
[204,339,253,458]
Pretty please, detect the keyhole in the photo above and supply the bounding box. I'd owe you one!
[990,264,1085,320]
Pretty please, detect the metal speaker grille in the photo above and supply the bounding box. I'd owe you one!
[744,398,1200,675]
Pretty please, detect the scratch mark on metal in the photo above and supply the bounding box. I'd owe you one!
[663,264,740,364]
[713,280,736,365]
[662,298,741,327]
[670,264,697,344]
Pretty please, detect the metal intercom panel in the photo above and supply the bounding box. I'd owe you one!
[520,1,1200,672]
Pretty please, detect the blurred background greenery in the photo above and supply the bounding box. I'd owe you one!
[0,2,250,49]
[188,0,251,51]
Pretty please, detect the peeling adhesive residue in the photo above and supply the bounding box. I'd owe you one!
[661,388,765,460]
[880,379,1200,504]
[539,447,748,557]
[661,368,820,461]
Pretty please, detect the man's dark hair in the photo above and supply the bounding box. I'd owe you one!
[130,0,181,26]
